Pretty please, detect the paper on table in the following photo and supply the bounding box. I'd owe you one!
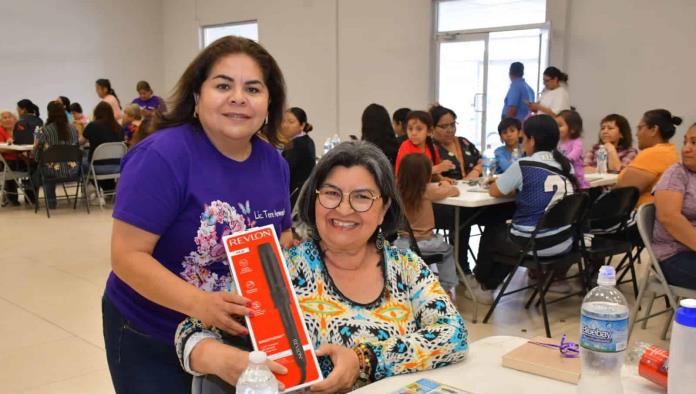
[390,378,474,394]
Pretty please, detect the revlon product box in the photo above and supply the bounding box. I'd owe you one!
[224,225,322,392]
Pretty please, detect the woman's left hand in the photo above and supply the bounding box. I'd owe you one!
[279,229,298,249]
[310,344,360,394]
[527,101,540,111]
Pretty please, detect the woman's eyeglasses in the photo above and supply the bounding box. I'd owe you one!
[436,121,457,132]
[316,186,381,212]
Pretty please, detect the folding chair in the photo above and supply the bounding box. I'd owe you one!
[483,193,590,337]
[628,203,696,340]
[85,142,127,209]
[34,144,90,218]
[401,218,479,323]
[0,155,32,206]
[582,187,641,297]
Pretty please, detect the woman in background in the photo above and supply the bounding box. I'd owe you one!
[96,78,122,122]
[653,124,696,290]
[280,106,316,206]
[584,114,637,173]
[528,66,570,117]
[615,109,681,207]
[361,103,399,167]
[31,101,79,209]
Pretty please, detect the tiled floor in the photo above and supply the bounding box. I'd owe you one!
[0,202,672,393]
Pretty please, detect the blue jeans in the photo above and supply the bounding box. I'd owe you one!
[102,295,192,394]
[660,251,696,290]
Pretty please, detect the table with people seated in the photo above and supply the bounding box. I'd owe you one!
[434,173,619,319]
[352,335,662,393]
[435,173,619,263]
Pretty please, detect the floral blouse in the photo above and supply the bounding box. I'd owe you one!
[584,143,638,172]
[175,241,468,384]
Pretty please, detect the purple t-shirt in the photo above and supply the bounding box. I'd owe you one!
[559,138,589,189]
[105,123,292,343]
[131,95,164,111]
[652,163,696,261]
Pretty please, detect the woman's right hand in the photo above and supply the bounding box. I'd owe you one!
[433,160,456,174]
[191,340,288,387]
[193,291,253,336]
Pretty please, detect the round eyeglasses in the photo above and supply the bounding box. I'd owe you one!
[316,186,381,212]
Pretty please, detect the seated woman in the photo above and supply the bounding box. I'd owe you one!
[430,105,481,180]
[280,107,316,207]
[361,103,399,167]
[176,141,468,392]
[584,114,638,173]
[396,153,460,300]
[1,109,21,206]
[652,124,696,290]
[31,101,80,209]
[472,115,578,304]
[615,109,681,207]
[80,102,125,193]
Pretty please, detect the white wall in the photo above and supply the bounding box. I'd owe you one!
[0,0,163,118]
[161,0,431,146]
[565,0,696,149]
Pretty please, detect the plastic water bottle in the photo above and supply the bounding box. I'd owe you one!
[596,145,608,174]
[236,351,279,394]
[322,137,332,156]
[577,266,628,394]
[668,299,696,394]
[330,134,341,150]
[481,144,497,178]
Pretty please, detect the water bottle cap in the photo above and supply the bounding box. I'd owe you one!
[249,350,267,365]
[597,265,616,286]
[675,299,696,328]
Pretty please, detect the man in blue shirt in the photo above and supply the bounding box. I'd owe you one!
[501,62,535,122]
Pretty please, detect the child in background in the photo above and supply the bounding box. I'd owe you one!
[395,110,454,176]
[122,103,143,146]
[494,117,522,173]
[69,103,89,135]
[556,109,589,188]
[397,153,460,301]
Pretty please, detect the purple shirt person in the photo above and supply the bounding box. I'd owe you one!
[102,37,292,394]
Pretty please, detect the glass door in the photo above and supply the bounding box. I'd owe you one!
[436,35,487,148]
[436,26,549,150]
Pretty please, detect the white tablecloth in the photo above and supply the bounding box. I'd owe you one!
[0,142,33,152]
[352,335,663,393]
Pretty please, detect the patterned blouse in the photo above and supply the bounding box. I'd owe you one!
[33,123,80,178]
[175,240,468,384]
[584,143,638,172]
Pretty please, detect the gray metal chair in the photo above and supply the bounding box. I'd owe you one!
[628,203,696,340]
[85,142,127,209]
[0,154,31,206]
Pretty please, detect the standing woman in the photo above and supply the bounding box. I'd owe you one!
[528,66,571,117]
[103,36,293,393]
[361,103,399,167]
[96,78,122,122]
[280,107,315,206]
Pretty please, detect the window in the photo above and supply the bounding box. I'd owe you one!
[201,21,258,48]
[434,0,548,149]
[437,0,546,32]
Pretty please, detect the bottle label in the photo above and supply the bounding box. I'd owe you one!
[580,315,628,353]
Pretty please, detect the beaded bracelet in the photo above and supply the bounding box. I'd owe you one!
[352,343,374,383]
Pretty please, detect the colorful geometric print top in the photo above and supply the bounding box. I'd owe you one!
[286,240,468,380]
[175,240,468,385]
